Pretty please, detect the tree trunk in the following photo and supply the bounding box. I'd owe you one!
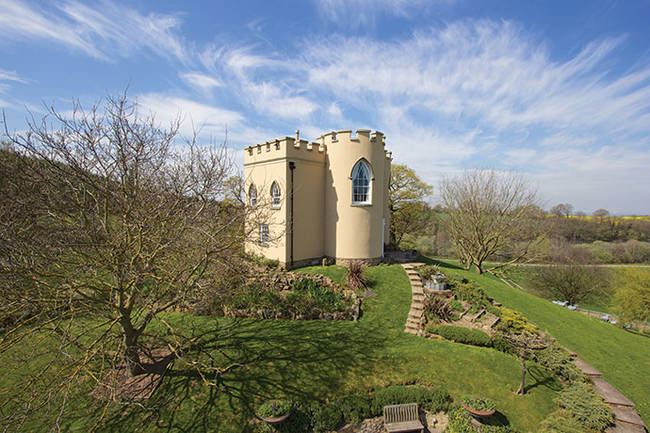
[516,350,526,395]
[122,320,144,376]
[475,262,483,274]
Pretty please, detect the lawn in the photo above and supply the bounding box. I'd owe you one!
[422,257,650,426]
[0,264,560,432]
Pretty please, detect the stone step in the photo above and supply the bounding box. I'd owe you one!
[605,424,647,433]
[574,358,603,377]
[408,312,422,321]
[404,327,418,335]
[412,293,425,300]
[411,302,423,309]
[612,407,646,428]
[591,377,635,407]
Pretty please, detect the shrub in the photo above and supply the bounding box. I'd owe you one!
[333,393,372,424]
[491,335,514,354]
[423,295,453,321]
[312,403,343,433]
[370,385,451,415]
[555,383,614,431]
[347,261,367,290]
[539,410,585,433]
[426,325,493,347]
[257,400,293,418]
[417,264,440,281]
[495,307,537,334]
[462,396,496,412]
[446,407,518,433]
[532,343,584,383]
[449,299,464,312]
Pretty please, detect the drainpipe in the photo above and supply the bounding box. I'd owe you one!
[289,161,296,268]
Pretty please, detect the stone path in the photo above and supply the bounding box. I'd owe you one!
[571,356,646,433]
[402,263,425,335]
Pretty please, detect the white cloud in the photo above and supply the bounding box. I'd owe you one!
[179,72,223,91]
[327,102,343,118]
[314,0,446,27]
[0,69,26,83]
[0,0,188,62]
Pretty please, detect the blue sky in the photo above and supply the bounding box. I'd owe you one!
[1,0,650,214]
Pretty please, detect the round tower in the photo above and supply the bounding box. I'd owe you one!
[321,129,392,265]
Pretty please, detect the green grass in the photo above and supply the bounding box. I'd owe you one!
[422,257,650,426]
[0,264,560,432]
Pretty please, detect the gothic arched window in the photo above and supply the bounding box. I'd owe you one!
[249,184,257,207]
[351,160,371,204]
[270,182,281,208]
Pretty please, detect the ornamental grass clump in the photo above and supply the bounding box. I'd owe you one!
[462,396,497,412]
[257,399,293,418]
[347,261,367,290]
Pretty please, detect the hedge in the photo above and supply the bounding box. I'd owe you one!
[426,325,493,347]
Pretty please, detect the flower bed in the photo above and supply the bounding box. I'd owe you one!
[224,273,361,321]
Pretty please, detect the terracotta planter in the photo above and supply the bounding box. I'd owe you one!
[462,403,496,418]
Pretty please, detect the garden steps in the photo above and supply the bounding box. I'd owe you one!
[401,263,427,336]
[574,358,603,377]
[611,407,646,429]
[605,423,647,433]
[591,377,636,408]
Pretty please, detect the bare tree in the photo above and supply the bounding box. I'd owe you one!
[550,203,573,218]
[532,263,611,305]
[593,208,610,222]
[440,169,541,274]
[0,92,266,427]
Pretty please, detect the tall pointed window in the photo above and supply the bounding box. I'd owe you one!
[271,182,281,208]
[249,184,257,207]
[351,160,371,204]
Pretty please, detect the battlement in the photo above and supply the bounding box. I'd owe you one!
[244,129,391,161]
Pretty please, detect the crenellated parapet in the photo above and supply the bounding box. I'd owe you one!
[316,129,391,160]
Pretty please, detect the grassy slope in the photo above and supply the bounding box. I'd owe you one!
[424,258,650,425]
[0,264,558,432]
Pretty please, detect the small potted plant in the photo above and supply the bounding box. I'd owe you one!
[257,399,293,424]
[462,396,496,418]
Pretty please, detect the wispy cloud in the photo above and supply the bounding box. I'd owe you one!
[179,72,223,91]
[314,0,445,27]
[0,0,189,62]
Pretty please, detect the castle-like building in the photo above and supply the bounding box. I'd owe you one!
[244,129,392,268]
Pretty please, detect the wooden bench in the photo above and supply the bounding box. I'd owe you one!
[383,403,424,433]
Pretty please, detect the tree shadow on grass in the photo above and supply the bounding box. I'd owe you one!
[78,317,388,433]
[417,256,464,271]
[479,410,511,426]
[524,364,562,393]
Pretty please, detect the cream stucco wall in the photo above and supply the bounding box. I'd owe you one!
[244,130,391,268]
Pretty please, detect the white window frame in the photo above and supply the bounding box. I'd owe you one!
[351,160,372,205]
[271,182,281,208]
[259,223,269,245]
[249,184,257,207]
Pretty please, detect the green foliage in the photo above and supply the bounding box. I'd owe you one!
[416,264,440,281]
[423,295,453,321]
[370,385,451,415]
[462,396,496,412]
[446,407,518,433]
[448,276,498,315]
[613,268,650,326]
[246,253,280,270]
[495,307,537,335]
[491,335,514,354]
[312,403,343,433]
[449,299,464,312]
[426,325,493,347]
[532,343,584,383]
[257,400,293,418]
[332,393,372,424]
[252,404,311,433]
[555,383,614,431]
[539,410,585,433]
